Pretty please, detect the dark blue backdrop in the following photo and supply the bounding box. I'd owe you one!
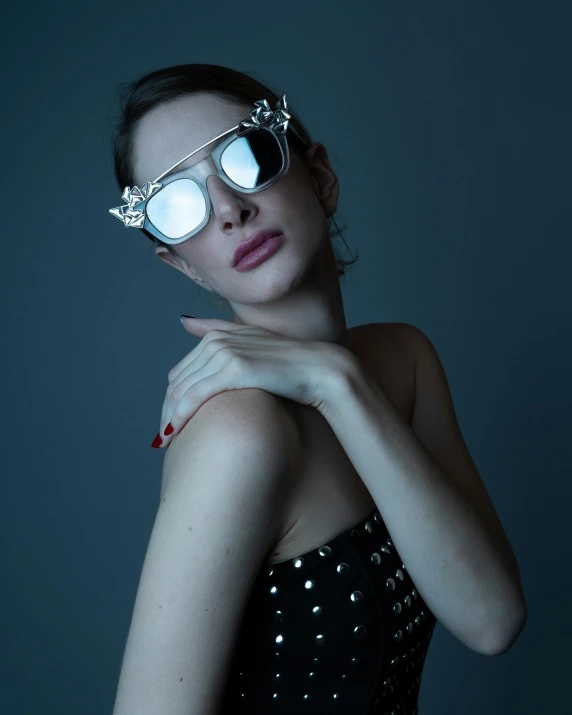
[1,1,569,713]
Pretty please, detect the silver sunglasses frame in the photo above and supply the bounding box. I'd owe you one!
[109,94,304,246]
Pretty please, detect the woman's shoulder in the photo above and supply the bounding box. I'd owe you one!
[161,388,302,499]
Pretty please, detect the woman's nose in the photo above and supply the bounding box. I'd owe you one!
[206,175,251,223]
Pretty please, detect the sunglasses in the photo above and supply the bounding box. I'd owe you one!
[109,95,305,246]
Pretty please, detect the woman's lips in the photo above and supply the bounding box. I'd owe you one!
[233,233,285,271]
[233,229,283,266]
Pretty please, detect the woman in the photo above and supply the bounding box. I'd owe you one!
[109,63,527,715]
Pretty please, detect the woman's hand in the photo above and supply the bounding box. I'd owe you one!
[152,316,358,449]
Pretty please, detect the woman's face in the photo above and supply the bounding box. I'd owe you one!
[132,92,339,307]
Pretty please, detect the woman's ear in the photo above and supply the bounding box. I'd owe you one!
[304,142,339,218]
[154,246,213,289]
[155,246,194,278]
[155,246,182,270]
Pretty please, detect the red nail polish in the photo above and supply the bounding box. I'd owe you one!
[151,433,163,448]
[164,423,174,436]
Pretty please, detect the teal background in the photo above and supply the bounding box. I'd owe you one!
[1,1,569,713]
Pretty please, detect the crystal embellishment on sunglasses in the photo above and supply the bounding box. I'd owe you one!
[109,94,292,227]
[109,181,163,227]
[237,94,291,137]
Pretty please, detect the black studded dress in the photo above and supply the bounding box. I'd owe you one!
[220,507,437,714]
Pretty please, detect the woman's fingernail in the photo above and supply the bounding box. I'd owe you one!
[180,314,196,324]
[151,433,163,448]
[164,423,174,436]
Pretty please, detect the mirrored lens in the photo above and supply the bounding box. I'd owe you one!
[146,179,206,240]
[221,130,283,188]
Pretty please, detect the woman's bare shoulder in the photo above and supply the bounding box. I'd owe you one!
[160,388,301,501]
[117,388,301,715]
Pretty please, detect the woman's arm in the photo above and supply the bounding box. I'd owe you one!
[112,388,300,715]
[318,323,527,656]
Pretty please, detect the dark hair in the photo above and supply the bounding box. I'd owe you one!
[109,63,358,309]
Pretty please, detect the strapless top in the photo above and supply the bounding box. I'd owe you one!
[220,506,437,714]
